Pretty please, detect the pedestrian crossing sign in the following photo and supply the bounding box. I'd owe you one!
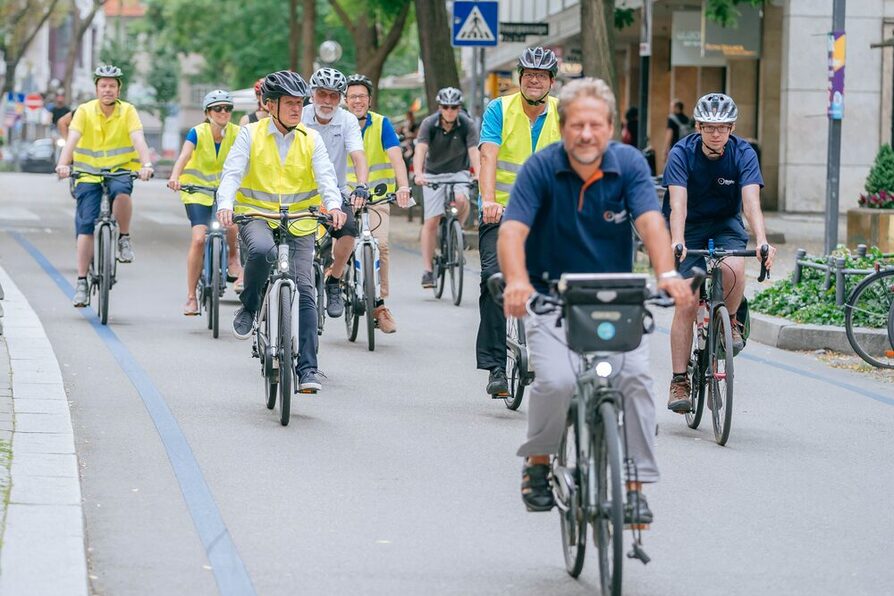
[452,1,499,47]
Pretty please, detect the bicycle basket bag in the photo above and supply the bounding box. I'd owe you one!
[559,273,649,353]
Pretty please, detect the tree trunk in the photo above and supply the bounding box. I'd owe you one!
[62,0,103,99]
[415,0,459,112]
[289,0,299,71]
[300,0,316,80]
[581,0,617,90]
[2,55,22,96]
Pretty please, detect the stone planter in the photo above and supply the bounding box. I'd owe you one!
[846,207,894,252]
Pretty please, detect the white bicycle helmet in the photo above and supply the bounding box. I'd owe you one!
[436,87,463,106]
[93,65,123,84]
[693,93,738,124]
[202,89,233,110]
[310,67,347,94]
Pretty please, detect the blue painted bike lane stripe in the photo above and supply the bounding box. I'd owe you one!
[11,232,256,596]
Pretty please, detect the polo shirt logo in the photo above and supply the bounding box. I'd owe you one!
[604,209,628,223]
[717,177,736,186]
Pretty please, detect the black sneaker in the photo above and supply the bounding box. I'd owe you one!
[298,370,323,394]
[325,280,344,318]
[232,307,255,340]
[624,490,653,526]
[486,369,509,397]
[421,271,434,288]
[521,463,555,512]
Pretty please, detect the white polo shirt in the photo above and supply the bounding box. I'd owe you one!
[302,104,364,195]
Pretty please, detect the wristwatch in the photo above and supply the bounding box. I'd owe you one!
[658,270,682,280]
[142,162,154,168]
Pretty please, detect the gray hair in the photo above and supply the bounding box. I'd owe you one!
[557,78,617,126]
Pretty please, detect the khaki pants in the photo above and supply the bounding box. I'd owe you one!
[369,204,391,299]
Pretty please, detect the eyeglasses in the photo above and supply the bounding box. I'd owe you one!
[699,124,731,134]
[521,71,550,81]
[440,105,459,111]
[209,105,233,113]
[346,94,369,101]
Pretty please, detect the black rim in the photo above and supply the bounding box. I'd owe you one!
[263,308,277,410]
[210,237,221,339]
[504,317,525,410]
[434,222,447,298]
[595,401,624,596]
[363,244,376,351]
[450,220,464,306]
[710,306,734,445]
[558,414,587,577]
[278,286,291,426]
[844,269,894,369]
[344,259,359,341]
[98,227,111,325]
[685,322,705,429]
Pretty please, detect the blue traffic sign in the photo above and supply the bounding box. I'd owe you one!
[452,1,499,47]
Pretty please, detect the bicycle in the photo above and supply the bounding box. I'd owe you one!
[343,184,397,352]
[489,271,701,595]
[425,179,473,306]
[313,221,333,342]
[844,263,894,369]
[675,241,769,446]
[235,206,330,427]
[70,169,140,325]
[503,316,534,410]
[181,184,228,338]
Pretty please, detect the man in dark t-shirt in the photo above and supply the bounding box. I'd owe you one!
[664,100,692,158]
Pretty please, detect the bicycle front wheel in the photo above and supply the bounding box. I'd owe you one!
[504,317,526,411]
[685,323,706,429]
[278,285,292,426]
[449,219,464,306]
[845,269,894,369]
[433,223,446,299]
[210,236,222,339]
[557,403,587,577]
[344,255,359,342]
[362,244,376,351]
[709,306,735,445]
[594,401,624,596]
[97,225,112,325]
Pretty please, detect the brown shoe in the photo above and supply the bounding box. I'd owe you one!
[373,305,397,333]
[667,375,692,414]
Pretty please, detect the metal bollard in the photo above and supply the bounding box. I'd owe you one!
[856,244,867,258]
[824,257,833,292]
[793,248,807,285]
[834,257,847,305]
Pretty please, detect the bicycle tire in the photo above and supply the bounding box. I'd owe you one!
[97,225,112,325]
[844,269,894,369]
[362,244,376,351]
[278,286,292,426]
[344,254,360,342]
[314,261,325,339]
[504,317,526,411]
[710,306,734,445]
[685,322,707,429]
[595,400,624,596]
[558,406,587,577]
[433,221,447,299]
[262,305,277,410]
[210,236,222,339]
[449,219,464,306]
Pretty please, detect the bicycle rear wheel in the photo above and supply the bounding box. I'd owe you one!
[433,222,447,299]
[97,225,112,325]
[504,317,526,411]
[709,306,734,445]
[363,244,376,351]
[449,219,464,306]
[344,254,360,342]
[557,403,587,577]
[685,323,706,429]
[278,286,292,426]
[210,236,222,339]
[844,269,894,369]
[594,400,624,596]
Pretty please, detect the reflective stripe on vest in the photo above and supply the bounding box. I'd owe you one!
[179,122,239,206]
[72,99,141,184]
[494,93,561,206]
[347,111,396,194]
[234,118,320,236]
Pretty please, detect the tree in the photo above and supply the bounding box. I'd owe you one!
[301,0,316,79]
[864,144,894,195]
[0,0,64,94]
[98,35,135,87]
[414,0,458,113]
[145,45,179,122]
[581,0,617,92]
[61,0,106,99]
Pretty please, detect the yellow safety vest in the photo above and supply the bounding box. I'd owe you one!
[347,111,396,194]
[494,92,561,206]
[235,118,321,237]
[179,122,239,206]
[72,99,142,184]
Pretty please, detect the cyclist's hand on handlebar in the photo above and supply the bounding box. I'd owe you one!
[55,165,71,179]
[329,207,346,230]
[672,242,687,263]
[396,186,412,208]
[138,166,154,181]
[504,280,534,319]
[350,184,369,209]
[481,200,504,224]
[167,179,181,191]
[414,173,427,186]
[658,276,697,309]
[758,242,776,271]
[217,209,234,228]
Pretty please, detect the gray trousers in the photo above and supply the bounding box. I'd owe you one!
[518,311,660,483]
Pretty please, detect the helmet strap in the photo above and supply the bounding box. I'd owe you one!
[271,99,298,133]
[520,89,548,106]
[701,140,725,158]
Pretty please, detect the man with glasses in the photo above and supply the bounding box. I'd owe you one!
[413,87,480,289]
[664,92,777,413]
[476,47,561,398]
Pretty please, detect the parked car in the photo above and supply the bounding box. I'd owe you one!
[20,138,58,173]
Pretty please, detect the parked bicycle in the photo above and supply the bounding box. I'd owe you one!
[425,179,473,306]
[676,241,769,445]
[489,271,702,595]
[70,169,141,325]
[181,184,228,338]
[844,263,894,369]
[235,206,330,426]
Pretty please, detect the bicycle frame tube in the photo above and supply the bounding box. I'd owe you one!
[355,210,383,303]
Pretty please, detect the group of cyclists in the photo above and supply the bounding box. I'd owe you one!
[53,46,776,526]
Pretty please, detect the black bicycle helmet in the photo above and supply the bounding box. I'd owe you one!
[693,93,738,124]
[261,70,309,101]
[346,74,373,95]
[517,47,558,78]
[93,65,124,84]
[436,87,463,106]
[310,67,347,94]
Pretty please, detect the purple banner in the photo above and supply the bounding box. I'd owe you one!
[827,31,846,120]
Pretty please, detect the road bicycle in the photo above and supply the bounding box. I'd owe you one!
[235,207,330,426]
[676,241,768,445]
[489,271,701,595]
[70,169,141,325]
[343,184,396,352]
[426,179,474,306]
[844,264,894,369]
[181,184,228,338]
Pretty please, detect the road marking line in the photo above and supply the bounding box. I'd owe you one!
[0,207,40,221]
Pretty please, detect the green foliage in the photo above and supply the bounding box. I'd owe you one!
[751,246,894,327]
[145,45,180,119]
[864,144,894,195]
[99,34,136,92]
[704,0,762,28]
[614,8,635,30]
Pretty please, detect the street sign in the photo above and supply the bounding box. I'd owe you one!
[24,93,43,110]
[452,1,498,47]
[499,22,548,42]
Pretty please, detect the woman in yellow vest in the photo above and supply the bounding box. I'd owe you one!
[167,90,242,316]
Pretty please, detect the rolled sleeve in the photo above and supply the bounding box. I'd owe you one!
[216,126,252,211]
[478,99,503,147]
[310,130,342,211]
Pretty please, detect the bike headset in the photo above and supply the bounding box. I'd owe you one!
[517,47,558,106]
[692,93,738,158]
[261,70,310,135]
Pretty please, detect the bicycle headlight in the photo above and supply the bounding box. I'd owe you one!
[210,220,221,231]
[278,257,289,273]
[595,361,613,378]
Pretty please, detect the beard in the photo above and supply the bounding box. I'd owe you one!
[569,145,603,166]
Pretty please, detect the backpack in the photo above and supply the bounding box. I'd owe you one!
[670,113,693,139]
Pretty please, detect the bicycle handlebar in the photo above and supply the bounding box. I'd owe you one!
[674,243,771,282]
[425,179,479,191]
[233,209,331,224]
[71,169,142,180]
[180,184,218,195]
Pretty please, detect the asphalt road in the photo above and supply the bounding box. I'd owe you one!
[1,172,892,595]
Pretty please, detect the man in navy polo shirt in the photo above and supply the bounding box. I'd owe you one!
[499,78,694,519]
[663,93,776,414]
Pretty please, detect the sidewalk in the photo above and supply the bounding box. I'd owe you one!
[0,267,87,596]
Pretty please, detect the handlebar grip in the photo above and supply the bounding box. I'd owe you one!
[674,243,684,268]
[758,244,770,282]
[689,267,706,292]
[486,273,505,307]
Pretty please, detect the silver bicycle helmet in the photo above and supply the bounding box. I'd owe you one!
[310,67,347,94]
[262,70,309,101]
[93,65,124,83]
[693,93,738,124]
[346,74,373,95]
[517,47,558,77]
[436,87,463,106]
[202,89,233,110]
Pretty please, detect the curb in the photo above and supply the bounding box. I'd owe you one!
[749,311,888,354]
[0,267,87,596]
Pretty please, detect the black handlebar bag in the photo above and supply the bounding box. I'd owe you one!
[559,274,649,354]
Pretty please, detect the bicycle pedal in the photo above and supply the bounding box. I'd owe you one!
[491,392,509,400]
[297,388,318,395]
[625,523,650,531]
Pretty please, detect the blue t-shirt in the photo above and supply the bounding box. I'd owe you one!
[504,141,660,290]
[360,114,401,150]
[662,134,763,223]
[479,96,553,149]
[185,127,221,155]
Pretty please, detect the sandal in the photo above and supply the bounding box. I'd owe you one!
[521,463,555,512]
[183,298,200,316]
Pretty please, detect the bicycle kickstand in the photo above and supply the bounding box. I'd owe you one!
[624,457,651,565]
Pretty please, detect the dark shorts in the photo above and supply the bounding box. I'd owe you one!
[184,203,214,227]
[329,200,358,239]
[73,179,133,235]
[675,215,748,278]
